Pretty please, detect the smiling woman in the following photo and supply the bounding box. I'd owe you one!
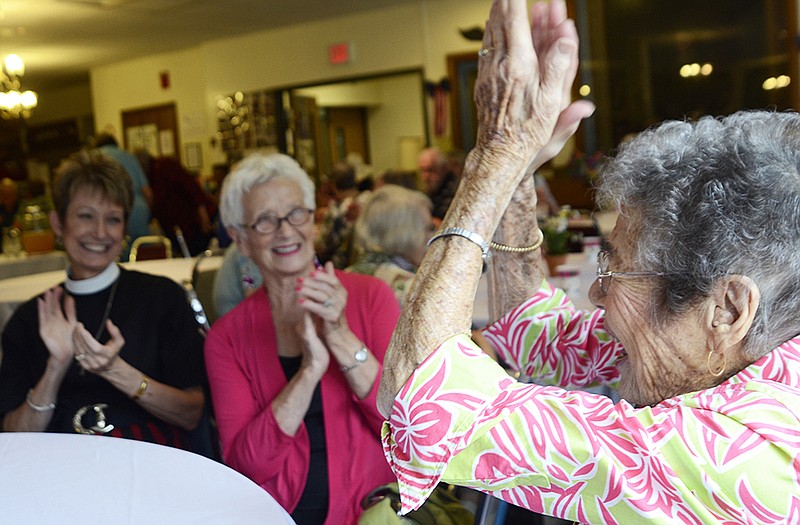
[0,150,209,456]
[205,152,400,524]
[376,1,800,523]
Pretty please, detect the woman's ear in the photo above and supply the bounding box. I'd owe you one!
[49,210,62,238]
[711,275,760,349]
[227,227,250,257]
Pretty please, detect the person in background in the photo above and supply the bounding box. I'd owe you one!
[347,184,433,307]
[137,152,214,256]
[212,243,262,318]
[534,171,560,219]
[205,153,398,524]
[378,1,800,523]
[0,177,20,234]
[315,161,363,268]
[418,146,460,225]
[374,169,418,191]
[94,133,152,257]
[0,150,207,451]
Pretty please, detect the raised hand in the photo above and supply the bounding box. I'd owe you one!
[474,0,594,169]
[296,312,330,376]
[37,287,78,367]
[296,261,350,336]
[72,319,126,375]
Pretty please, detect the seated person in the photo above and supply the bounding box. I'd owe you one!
[0,150,206,450]
[212,243,262,318]
[205,153,398,524]
[378,2,800,523]
[347,184,433,306]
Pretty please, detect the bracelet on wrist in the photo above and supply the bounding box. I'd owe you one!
[428,226,545,259]
[428,227,491,261]
[26,389,56,412]
[490,228,544,253]
[340,345,369,373]
[131,376,150,400]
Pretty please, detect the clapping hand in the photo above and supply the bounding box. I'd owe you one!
[72,319,126,374]
[37,287,78,367]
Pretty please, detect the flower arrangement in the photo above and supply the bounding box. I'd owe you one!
[541,207,571,255]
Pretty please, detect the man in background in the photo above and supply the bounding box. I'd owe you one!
[418,147,460,226]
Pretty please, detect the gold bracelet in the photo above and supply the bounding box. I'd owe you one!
[489,228,544,253]
[131,376,150,400]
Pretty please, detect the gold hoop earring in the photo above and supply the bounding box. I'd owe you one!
[707,349,727,377]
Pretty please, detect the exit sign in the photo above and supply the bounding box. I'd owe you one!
[328,42,352,65]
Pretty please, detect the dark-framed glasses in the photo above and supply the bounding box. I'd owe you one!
[244,207,314,235]
[596,249,667,294]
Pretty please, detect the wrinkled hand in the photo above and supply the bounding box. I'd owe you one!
[37,287,78,366]
[296,313,330,376]
[296,261,349,335]
[474,0,594,169]
[72,319,125,375]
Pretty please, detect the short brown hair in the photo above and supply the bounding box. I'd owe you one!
[53,150,133,222]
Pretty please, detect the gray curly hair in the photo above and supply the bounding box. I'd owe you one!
[596,110,800,362]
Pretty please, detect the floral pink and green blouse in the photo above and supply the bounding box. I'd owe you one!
[381,282,800,524]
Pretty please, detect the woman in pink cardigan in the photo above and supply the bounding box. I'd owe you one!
[205,153,399,525]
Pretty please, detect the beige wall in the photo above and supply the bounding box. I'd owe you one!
[294,72,426,172]
[87,0,800,177]
[90,0,489,176]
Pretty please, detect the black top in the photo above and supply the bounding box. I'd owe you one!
[279,355,329,525]
[0,267,207,450]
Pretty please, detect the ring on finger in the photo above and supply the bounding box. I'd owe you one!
[478,46,494,58]
[75,354,87,361]
[323,298,333,308]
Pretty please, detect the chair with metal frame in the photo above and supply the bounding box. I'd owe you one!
[129,235,173,262]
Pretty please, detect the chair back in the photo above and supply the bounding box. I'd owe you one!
[129,236,173,262]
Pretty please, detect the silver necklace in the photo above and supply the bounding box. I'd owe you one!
[93,278,120,341]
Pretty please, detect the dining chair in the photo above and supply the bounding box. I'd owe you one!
[129,235,173,262]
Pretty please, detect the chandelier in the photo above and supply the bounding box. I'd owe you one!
[0,54,37,119]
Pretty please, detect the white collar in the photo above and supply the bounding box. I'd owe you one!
[65,264,121,295]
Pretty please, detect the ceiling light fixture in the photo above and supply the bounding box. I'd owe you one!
[0,54,37,119]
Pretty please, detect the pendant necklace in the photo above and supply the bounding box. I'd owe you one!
[93,278,120,341]
[77,278,120,376]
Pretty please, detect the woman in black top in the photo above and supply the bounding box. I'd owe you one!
[0,150,206,449]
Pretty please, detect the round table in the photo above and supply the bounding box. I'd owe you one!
[0,432,295,524]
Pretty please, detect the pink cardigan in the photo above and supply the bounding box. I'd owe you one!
[205,270,399,524]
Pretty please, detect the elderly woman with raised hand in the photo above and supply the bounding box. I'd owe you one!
[347,184,433,306]
[0,150,206,449]
[205,153,399,525]
[377,1,800,523]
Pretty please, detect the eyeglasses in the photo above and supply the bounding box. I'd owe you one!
[596,249,667,294]
[243,207,314,235]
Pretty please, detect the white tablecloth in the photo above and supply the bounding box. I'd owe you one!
[0,432,295,525]
[0,251,67,280]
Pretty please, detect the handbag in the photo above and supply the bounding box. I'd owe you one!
[359,482,474,525]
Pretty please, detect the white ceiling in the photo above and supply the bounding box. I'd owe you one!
[0,0,418,91]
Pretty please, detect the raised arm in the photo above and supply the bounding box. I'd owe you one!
[378,0,594,416]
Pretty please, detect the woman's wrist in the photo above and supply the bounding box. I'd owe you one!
[442,150,531,238]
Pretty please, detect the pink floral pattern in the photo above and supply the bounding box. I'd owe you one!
[381,283,800,523]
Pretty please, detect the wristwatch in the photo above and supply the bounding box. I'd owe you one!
[340,345,368,373]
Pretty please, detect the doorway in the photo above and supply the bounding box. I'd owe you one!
[325,107,369,166]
